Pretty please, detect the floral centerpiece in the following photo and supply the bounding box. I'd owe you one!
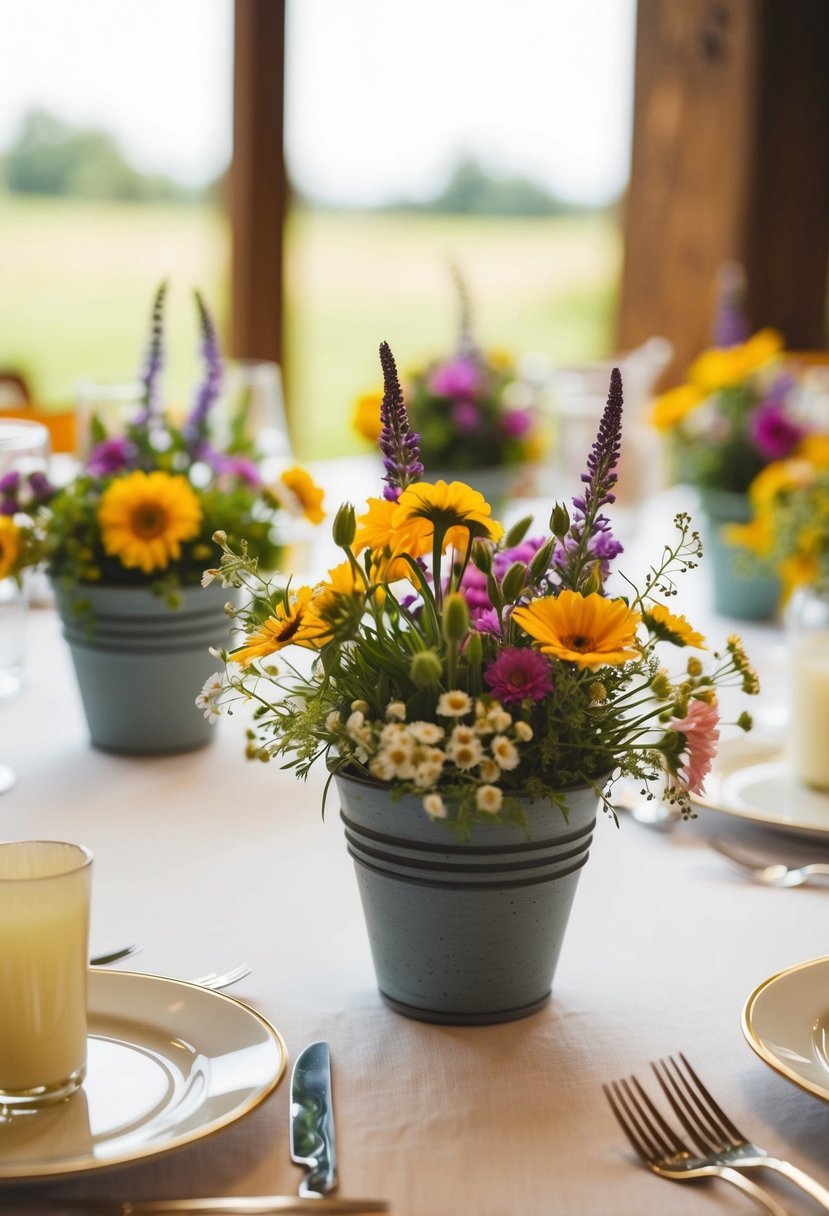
[207,341,757,828]
[353,271,545,479]
[4,282,324,755]
[203,341,758,1023]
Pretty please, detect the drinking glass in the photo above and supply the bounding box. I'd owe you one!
[0,840,93,1111]
[74,378,143,460]
[0,419,50,794]
[220,360,293,469]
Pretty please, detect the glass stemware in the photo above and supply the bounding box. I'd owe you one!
[0,418,51,793]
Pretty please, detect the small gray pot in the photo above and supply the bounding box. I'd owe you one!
[336,771,604,1026]
[53,582,229,755]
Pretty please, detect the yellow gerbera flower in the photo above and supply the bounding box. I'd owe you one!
[276,466,325,524]
[796,434,829,468]
[0,517,21,580]
[780,552,819,602]
[723,517,774,557]
[304,560,368,634]
[649,384,704,432]
[231,585,320,666]
[391,480,504,555]
[748,458,813,509]
[687,329,783,392]
[98,470,202,574]
[513,590,641,671]
[354,497,399,555]
[352,392,383,443]
[641,602,706,649]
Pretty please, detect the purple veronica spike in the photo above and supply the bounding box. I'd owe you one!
[712,263,750,349]
[554,367,624,591]
[378,341,423,501]
[183,291,224,453]
[135,281,167,426]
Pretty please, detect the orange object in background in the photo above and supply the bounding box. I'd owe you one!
[0,407,76,454]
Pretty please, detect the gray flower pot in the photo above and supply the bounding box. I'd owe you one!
[336,771,604,1026]
[698,487,780,621]
[53,582,228,755]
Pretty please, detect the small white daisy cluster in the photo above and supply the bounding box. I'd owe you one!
[325,690,533,821]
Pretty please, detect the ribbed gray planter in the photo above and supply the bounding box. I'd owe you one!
[698,487,780,620]
[336,771,603,1026]
[53,582,228,755]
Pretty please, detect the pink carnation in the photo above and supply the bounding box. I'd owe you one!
[484,647,553,704]
[670,699,720,795]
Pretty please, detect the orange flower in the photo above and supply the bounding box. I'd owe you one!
[231,585,321,666]
[513,590,641,671]
[0,517,21,580]
[391,480,504,555]
[352,392,383,443]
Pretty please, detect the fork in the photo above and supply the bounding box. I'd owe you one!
[604,1069,790,1215]
[709,836,829,888]
[190,963,252,990]
[650,1052,829,1211]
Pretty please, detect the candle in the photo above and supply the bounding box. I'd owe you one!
[791,632,829,791]
[0,840,92,1110]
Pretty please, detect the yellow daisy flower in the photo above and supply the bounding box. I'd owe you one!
[796,434,829,468]
[352,392,383,443]
[98,470,202,574]
[723,516,774,557]
[687,329,783,392]
[354,498,412,581]
[391,480,504,554]
[231,585,321,666]
[303,560,367,637]
[641,602,706,649]
[277,466,325,524]
[0,516,21,580]
[748,458,813,509]
[513,590,641,671]
[649,384,705,432]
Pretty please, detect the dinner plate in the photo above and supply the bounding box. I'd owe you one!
[0,969,288,1181]
[742,955,829,1102]
[692,735,829,840]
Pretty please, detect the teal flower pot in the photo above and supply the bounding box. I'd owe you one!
[53,582,228,755]
[336,771,604,1026]
[698,488,781,621]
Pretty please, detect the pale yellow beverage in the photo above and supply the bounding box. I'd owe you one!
[791,634,829,791]
[0,840,92,1109]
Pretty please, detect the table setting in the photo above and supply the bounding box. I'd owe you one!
[4,285,829,1216]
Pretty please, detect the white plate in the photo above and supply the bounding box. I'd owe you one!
[692,736,829,840]
[0,969,288,1181]
[742,955,829,1102]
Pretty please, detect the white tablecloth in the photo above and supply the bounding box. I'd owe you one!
[3,477,829,1216]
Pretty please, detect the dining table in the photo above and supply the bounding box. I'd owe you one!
[2,463,829,1216]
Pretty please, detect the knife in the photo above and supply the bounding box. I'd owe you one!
[290,1040,338,1197]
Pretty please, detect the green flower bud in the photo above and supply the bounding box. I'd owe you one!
[581,562,602,595]
[503,516,532,548]
[686,656,703,677]
[737,710,753,732]
[471,539,493,575]
[212,529,228,546]
[501,561,528,603]
[442,592,469,642]
[550,503,570,538]
[410,649,444,686]
[529,536,556,583]
[332,503,357,547]
[465,630,483,666]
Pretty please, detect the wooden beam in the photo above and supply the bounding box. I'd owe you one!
[618,0,829,385]
[230,0,287,366]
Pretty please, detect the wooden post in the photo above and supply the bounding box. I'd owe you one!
[618,0,829,385]
[230,0,287,367]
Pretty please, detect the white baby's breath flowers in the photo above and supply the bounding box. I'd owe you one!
[369,752,397,781]
[487,706,513,733]
[513,721,533,742]
[479,757,501,783]
[325,710,342,733]
[446,734,484,770]
[423,792,447,819]
[437,690,472,717]
[410,721,445,744]
[351,699,370,714]
[385,700,407,721]
[476,785,503,814]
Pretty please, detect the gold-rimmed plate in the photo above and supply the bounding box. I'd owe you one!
[0,969,287,1181]
[742,955,829,1102]
[692,736,829,841]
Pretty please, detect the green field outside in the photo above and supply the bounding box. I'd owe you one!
[0,197,620,460]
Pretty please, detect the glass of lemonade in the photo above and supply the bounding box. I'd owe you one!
[0,841,93,1111]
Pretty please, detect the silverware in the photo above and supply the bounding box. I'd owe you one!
[604,1062,790,1215]
[709,836,829,888]
[90,944,143,966]
[190,964,252,990]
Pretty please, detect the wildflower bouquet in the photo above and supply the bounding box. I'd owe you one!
[204,340,757,834]
[353,273,544,475]
[649,325,809,495]
[4,284,324,600]
[725,435,829,600]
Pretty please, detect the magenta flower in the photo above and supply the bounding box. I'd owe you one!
[670,699,720,795]
[429,357,480,398]
[484,647,554,704]
[86,437,136,477]
[451,401,482,433]
[502,409,532,439]
[749,397,804,460]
